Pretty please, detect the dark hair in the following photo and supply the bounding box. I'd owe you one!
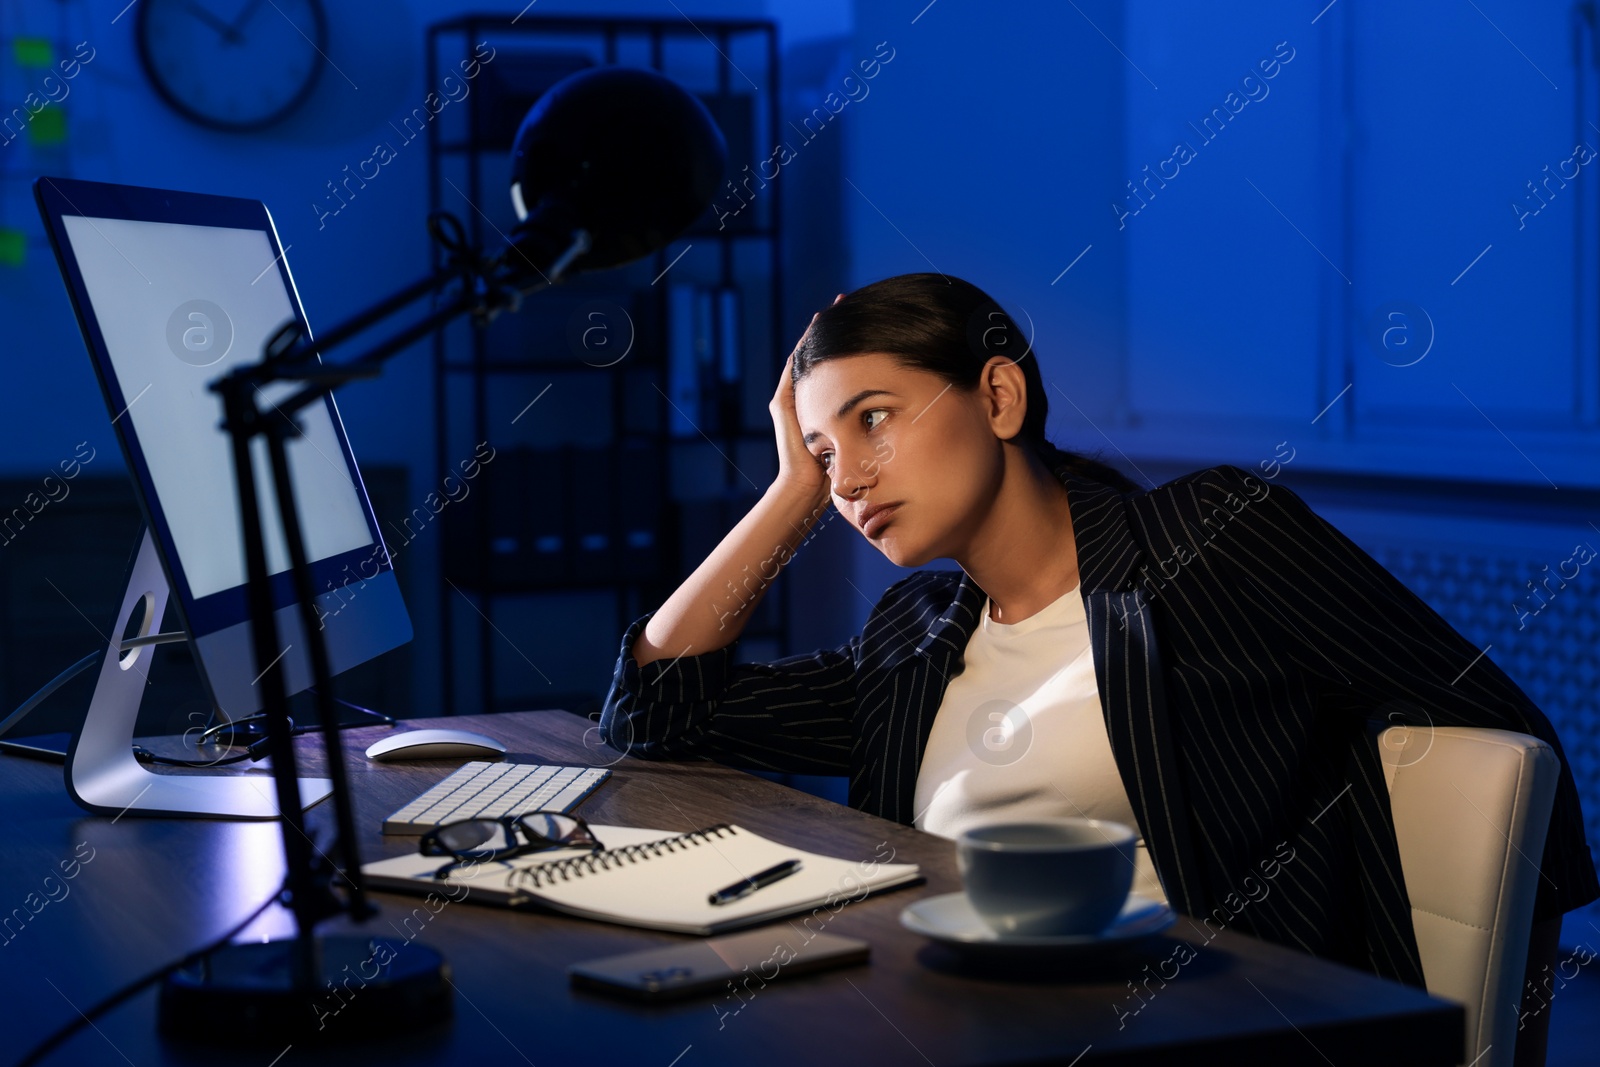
[794,273,1140,494]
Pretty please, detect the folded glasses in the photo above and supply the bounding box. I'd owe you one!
[419,810,602,879]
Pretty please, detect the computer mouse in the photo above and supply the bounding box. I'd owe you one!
[364,728,508,762]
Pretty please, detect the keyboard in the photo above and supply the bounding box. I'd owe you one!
[381,761,611,835]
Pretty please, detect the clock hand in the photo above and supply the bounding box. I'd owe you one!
[177,0,241,43]
[227,0,269,36]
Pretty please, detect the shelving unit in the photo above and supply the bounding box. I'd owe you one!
[426,14,786,717]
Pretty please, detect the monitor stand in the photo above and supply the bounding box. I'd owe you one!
[64,530,333,819]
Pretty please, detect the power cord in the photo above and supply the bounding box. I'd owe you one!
[1,645,396,768]
[193,693,395,747]
[0,651,99,741]
[14,881,285,1067]
[132,744,255,767]
[141,694,397,768]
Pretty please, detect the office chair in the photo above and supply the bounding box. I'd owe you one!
[1377,725,1560,1067]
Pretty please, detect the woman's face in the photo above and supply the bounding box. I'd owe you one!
[794,352,1011,568]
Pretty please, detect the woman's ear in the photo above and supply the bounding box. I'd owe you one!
[980,355,1029,438]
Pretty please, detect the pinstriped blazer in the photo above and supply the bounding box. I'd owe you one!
[599,463,1599,986]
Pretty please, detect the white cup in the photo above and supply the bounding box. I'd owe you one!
[956,818,1137,937]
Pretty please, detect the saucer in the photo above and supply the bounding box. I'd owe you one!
[900,892,1175,962]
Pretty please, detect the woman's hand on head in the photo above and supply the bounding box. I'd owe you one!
[770,295,844,505]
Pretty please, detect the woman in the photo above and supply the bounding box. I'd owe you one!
[599,274,1595,1013]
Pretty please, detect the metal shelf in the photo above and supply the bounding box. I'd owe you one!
[427,13,785,716]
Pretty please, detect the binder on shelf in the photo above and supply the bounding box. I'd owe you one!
[666,282,700,436]
[620,368,662,435]
[692,286,718,434]
[441,461,491,588]
[716,286,741,384]
[523,447,568,586]
[713,286,742,434]
[615,441,664,583]
[565,446,615,585]
[483,450,519,580]
[668,282,739,436]
[446,443,672,592]
[444,447,564,589]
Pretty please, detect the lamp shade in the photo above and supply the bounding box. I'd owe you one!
[508,65,729,274]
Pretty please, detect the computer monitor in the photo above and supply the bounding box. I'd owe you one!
[34,176,411,818]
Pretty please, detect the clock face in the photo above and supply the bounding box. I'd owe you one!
[136,0,327,131]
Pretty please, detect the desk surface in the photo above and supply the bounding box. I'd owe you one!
[1,710,1464,1066]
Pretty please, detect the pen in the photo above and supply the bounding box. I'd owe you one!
[708,859,802,905]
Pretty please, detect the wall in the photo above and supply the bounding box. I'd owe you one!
[1118,0,1600,484]
[841,0,1129,630]
[837,0,1600,632]
[0,0,845,717]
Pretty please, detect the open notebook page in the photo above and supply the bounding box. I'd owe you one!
[363,823,923,935]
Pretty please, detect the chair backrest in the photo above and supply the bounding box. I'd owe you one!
[1377,725,1559,1067]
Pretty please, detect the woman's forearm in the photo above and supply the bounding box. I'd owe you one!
[632,482,831,667]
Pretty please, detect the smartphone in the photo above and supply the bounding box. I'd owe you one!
[569,928,869,1002]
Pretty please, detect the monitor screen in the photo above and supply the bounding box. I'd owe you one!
[37,177,410,717]
[60,214,374,601]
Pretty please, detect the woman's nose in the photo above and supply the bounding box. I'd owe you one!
[833,448,878,499]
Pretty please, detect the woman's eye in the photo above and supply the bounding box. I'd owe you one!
[816,452,833,470]
[864,409,888,430]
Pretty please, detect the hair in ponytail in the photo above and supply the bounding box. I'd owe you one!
[1029,439,1141,494]
[795,273,1141,495]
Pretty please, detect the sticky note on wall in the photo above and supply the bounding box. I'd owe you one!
[30,108,66,146]
[0,229,25,267]
[12,38,53,68]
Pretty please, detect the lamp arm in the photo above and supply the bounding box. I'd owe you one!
[229,221,585,425]
[214,374,332,990]
[205,217,587,989]
[263,418,373,921]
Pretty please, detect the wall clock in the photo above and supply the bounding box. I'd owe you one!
[135,0,328,131]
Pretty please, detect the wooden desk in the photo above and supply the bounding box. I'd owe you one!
[1,710,1464,1065]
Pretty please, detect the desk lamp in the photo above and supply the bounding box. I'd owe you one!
[154,65,727,1044]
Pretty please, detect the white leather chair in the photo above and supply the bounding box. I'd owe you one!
[1378,725,1560,1067]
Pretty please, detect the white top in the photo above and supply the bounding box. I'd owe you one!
[911,584,1166,904]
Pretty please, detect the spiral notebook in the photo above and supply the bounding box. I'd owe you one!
[361,823,924,935]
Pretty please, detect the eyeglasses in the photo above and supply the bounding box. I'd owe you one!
[419,810,603,879]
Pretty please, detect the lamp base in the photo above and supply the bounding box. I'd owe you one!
[157,936,451,1044]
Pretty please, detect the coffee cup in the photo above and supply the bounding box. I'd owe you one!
[956,818,1136,937]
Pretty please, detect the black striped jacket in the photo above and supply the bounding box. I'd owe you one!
[599,463,1599,986]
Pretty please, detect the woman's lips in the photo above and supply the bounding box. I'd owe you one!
[861,503,901,538]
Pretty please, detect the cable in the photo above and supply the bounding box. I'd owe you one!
[1,635,192,741]
[0,647,263,768]
[140,694,396,768]
[196,693,393,747]
[194,711,273,746]
[0,651,99,741]
[321,693,396,726]
[132,745,253,768]
[1,645,397,768]
[14,881,285,1067]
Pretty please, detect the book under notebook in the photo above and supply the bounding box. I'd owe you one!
[361,822,925,936]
